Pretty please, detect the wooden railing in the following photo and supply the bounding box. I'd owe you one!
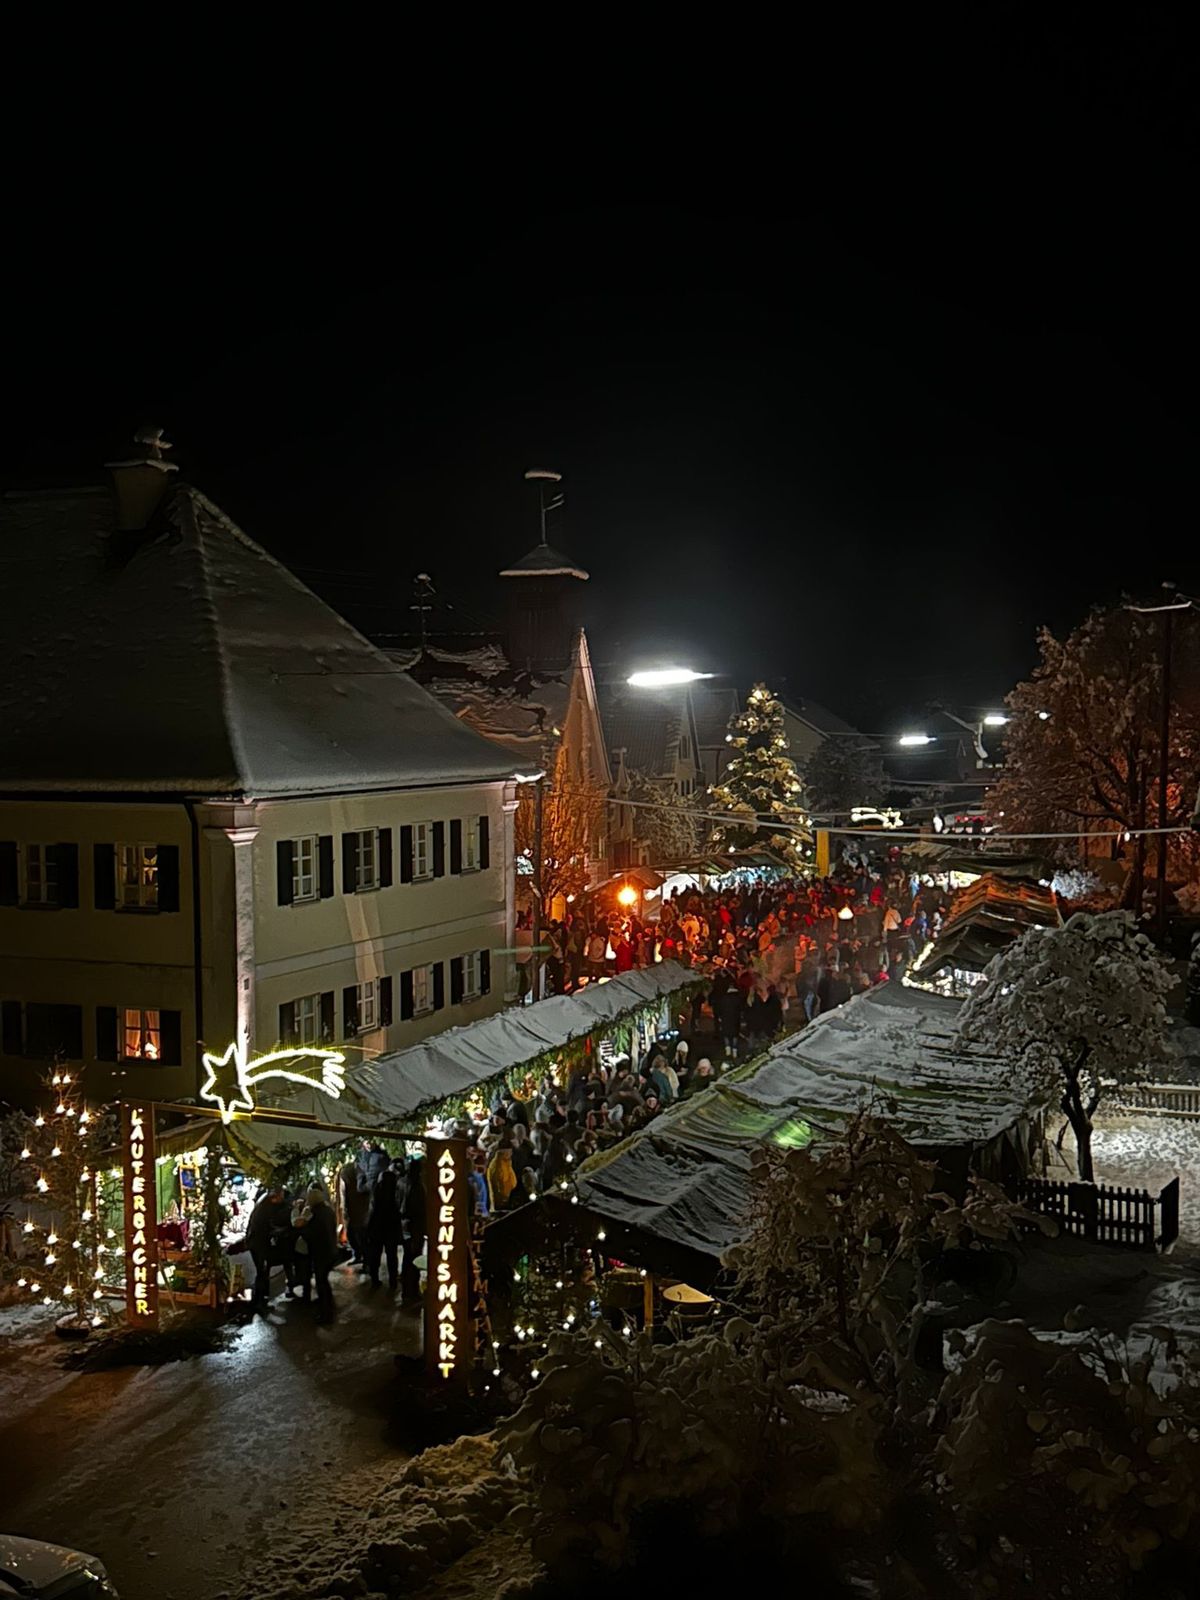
[1109,1083,1200,1119]
[1012,1175,1181,1252]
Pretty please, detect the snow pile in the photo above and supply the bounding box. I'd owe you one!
[236,1434,541,1600]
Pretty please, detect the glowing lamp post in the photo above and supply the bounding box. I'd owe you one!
[627,667,712,688]
[617,884,638,908]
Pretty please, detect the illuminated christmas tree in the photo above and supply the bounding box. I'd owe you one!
[1,1069,117,1330]
[707,684,811,869]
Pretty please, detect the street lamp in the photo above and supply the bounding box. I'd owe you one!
[982,712,1008,727]
[898,733,934,747]
[627,667,713,688]
[617,884,638,908]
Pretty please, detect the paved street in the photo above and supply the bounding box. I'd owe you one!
[0,1265,419,1600]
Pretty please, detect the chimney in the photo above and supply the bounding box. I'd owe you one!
[106,426,178,530]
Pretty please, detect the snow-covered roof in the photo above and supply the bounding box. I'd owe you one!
[0,482,527,798]
[155,961,698,1165]
[498,542,589,580]
[597,681,693,778]
[574,982,1037,1262]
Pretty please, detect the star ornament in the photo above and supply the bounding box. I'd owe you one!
[199,1043,347,1122]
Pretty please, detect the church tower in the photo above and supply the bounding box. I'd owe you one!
[499,469,588,672]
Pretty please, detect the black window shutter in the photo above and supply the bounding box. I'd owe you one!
[160,1010,182,1066]
[342,832,359,895]
[93,844,116,910]
[343,985,359,1035]
[433,961,445,1011]
[379,975,393,1026]
[2,1000,22,1056]
[276,840,295,906]
[432,821,445,878]
[0,843,16,906]
[449,819,463,874]
[450,957,464,1005]
[318,835,334,899]
[478,815,490,869]
[480,947,491,996]
[157,845,180,911]
[320,991,335,1041]
[399,825,414,884]
[378,827,393,887]
[62,1006,83,1059]
[278,1002,295,1047]
[400,970,414,1021]
[55,844,79,907]
[96,1006,118,1062]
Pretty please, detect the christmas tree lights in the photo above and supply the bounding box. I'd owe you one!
[707,683,812,869]
[1,1071,117,1331]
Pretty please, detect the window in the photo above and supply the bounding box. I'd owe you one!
[279,992,333,1047]
[1,1002,84,1061]
[412,963,434,1015]
[413,822,432,881]
[463,816,480,871]
[116,843,158,908]
[680,734,690,760]
[463,951,483,1000]
[22,844,59,905]
[294,993,321,1045]
[357,978,378,1031]
[293,836,318,901]
[122,1008,161,1061]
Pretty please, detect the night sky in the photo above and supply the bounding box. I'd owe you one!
[5,20,1195,735]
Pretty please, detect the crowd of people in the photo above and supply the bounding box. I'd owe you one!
[243,1142,427,1322]
[245,857,960,1307]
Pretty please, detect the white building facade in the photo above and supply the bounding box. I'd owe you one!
[0,459,527,1106]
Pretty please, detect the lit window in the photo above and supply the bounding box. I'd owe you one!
[412,964,434,1015]
[23,844,58,906]
[294,994,320,1045]
[354,829,378,890]
[463,951,482,1000]
[293,836,318,901]
[413,822,432,880]
[117,844,158,908]
[463,817,480,872]
[122,1008,161,1061]
[357,978,378,1032]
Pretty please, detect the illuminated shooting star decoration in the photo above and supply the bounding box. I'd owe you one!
[199,1043,347,1123]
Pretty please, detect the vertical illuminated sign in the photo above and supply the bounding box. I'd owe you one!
[424,1138,470,1382]
[121,1100,159,1328]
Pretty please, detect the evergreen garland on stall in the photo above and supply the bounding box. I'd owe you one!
[707,684,812,869]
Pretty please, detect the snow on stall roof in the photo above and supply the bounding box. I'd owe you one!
[574,982,1035,1261]
[157,962,698,1164]
[0,483,525,796]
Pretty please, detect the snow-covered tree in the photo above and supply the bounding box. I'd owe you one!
[990,603,1200,903]
[801,734,887,816]
[957,911,1176,1182]
[624,770,702,864]
[707,684,810,868]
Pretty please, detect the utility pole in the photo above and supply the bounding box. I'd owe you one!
[1126,587,1193,940]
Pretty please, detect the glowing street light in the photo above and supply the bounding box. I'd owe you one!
[898,733,933,746]
[982,712,1008,727]
[627,668,712,688]
[617,884,638,907]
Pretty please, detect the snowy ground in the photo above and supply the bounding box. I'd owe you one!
[0,1261,421,1600]
[1093,1111,1200,1243]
